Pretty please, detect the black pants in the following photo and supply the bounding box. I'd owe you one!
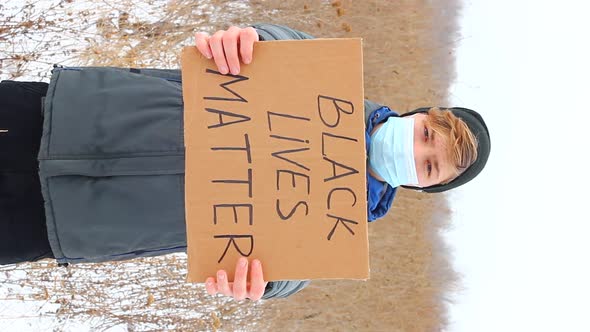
[0,80,54,265]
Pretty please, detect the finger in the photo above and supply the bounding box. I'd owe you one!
[239,27,258,65]
[205,277,217,296]
[232,257,249,301]
[248,259,267,301]
[222,26,241,75]
[194,32,212,59]
[210,30,229,74]
[216,270,232,296]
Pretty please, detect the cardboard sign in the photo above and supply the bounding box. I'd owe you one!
[181,39,368,282]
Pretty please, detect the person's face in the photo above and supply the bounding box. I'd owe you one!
[409,113,456,188]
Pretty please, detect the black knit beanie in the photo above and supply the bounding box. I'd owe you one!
[400,107,491,193]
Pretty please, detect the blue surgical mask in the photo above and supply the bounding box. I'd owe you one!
[368,116,419,188]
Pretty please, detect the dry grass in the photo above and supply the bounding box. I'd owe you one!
[1,255,264,331]
[1,0,463,331]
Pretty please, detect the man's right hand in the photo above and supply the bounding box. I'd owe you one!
[194,26,259,76]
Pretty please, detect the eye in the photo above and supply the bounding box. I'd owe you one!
[424,126,429,141]
[427,161,432,176]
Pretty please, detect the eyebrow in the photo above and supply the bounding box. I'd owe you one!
[430,129,436,146]
[431,130,441,181]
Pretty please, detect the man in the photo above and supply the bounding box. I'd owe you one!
[0,24,489,301]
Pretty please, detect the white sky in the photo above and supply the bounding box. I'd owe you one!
[446,0,589,331]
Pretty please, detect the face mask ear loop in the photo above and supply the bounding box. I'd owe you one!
[400,107,432,117]
[400,184,424,192]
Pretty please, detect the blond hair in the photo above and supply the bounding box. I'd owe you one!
[425,107,478,182]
